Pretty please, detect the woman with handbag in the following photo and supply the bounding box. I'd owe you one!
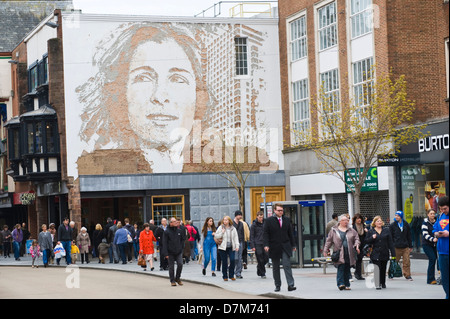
[214,216,240,281]
[323,214,360,291]
[365,216,396,289]
[139,223,157,271]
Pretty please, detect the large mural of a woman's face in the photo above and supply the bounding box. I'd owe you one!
[126,38,197,150]
[68,19,281,177]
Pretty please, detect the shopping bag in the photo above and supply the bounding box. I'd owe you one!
[388,259,402,278]
[53,244,66,259]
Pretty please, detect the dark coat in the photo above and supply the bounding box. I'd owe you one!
[58,224,72,242]
[162,226,184,256]
[365,228,396,261]
[250,219,265,248]
[389,221,412,249]
[263,215,296,259]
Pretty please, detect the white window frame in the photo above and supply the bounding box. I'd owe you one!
[350,0,373,39]
[317,1,338,51]
[292,78,310,144]
[290,15,308,61]
[352,57,374,130]
[319,68,340,138]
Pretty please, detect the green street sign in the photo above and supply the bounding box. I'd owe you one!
[345,167,378,193]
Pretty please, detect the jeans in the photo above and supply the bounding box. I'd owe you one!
[219,247,235,279]
[203,239,217,272]
[422,244,438,283]
[133,240,139,260]
[168,253,183,283]
[234,241,244,277]
[438,254,449,299]
[61,241,72,264]
[337,263,351,288]
[13,241,21,260]
[118,242,128,264]
[42,249,51,265]
[272,250,295,288]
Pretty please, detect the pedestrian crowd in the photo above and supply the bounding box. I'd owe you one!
[323,195,448,299]
[1,196,448,299]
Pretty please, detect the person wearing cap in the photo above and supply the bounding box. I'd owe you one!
[389,210,413,280]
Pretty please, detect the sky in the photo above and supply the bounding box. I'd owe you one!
[71,0,276,18]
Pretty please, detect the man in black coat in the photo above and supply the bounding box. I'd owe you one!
[389,210,413,280]
[162,217,185,286]
[263,203,296,292]
[250,210,269,278]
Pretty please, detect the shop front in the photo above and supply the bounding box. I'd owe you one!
[379,120,449,254]
[262,200,326,268]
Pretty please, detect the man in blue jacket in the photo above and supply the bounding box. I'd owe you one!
[434,196,449,299]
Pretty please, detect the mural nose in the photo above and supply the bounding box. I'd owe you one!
[151,82,170,105]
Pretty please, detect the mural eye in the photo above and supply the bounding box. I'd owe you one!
[133,73,154,83]
[170,74,189,85]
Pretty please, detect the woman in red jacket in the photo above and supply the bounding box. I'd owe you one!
[139,223,157,271]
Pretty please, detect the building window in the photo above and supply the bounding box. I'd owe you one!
[320,68,340,112]
[318,2,337,51]
[46,122,56,153]
[152,195,185,225]
[8,127,21,160]
[292,78,310,143]
[28,62,39,93]
[350,0,373,38]
[290,16,307,61]
[23,119,58,155]
[38,54,49,86]
[352,57,374,129]
[28,54,49,93]
[353,57,374,107]
[235,37,248,76]
[319,68,340,137]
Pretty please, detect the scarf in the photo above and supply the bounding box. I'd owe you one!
[395,211,404,231]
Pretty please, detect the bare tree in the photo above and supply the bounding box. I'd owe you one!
[290,68,428,215]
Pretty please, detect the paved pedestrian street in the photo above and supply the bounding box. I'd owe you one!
[0,255,446,300]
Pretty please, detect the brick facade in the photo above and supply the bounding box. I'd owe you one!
[278,0,449,147]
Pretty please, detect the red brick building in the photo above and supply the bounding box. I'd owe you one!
[278,0,449,255]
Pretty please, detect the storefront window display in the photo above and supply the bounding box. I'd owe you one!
[400,163,446,252]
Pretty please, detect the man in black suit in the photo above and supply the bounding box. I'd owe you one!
[263,203,297,292]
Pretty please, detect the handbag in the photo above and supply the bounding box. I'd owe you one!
[137,255,146,267]
[331,249,340,262]
[363,244,372,257]
[388,259,402,278]
[214,236,223,245]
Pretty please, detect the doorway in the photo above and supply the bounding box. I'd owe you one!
[250,187,285,221]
